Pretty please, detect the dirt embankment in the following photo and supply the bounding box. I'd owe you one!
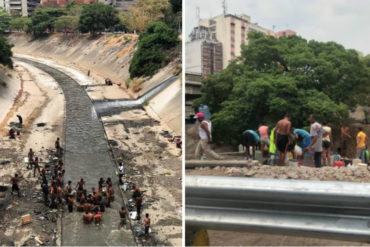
[9,33,182,136]
[0,61,65,246]
[8,33,137,91]
[7,33,181,99]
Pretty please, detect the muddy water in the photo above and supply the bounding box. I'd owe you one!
[16,58,136,246]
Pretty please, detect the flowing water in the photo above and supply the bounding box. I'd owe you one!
[16,58,136,246]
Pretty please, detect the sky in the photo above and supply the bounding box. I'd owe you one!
[185,0,370,55]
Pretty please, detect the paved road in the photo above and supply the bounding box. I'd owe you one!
[17,58,136,246]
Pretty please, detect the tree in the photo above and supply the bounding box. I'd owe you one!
[30,8,66,37]
[120,0,171,33]
[0,35,13,68]
[78,3,119,34]
[195,31,370,144]
[169,0,181,13]
[10,17,31,32]
[0,8,11,32]
[55,15,79,33]
[129,21,179,78]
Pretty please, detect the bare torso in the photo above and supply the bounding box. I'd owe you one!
[276,119,291,135]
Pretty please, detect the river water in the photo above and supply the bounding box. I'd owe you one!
[16,58,136,246]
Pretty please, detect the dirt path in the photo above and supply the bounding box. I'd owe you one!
[0,61,65,246]
[103,110,182,246]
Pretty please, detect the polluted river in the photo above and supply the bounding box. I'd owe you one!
[14,57,182,246]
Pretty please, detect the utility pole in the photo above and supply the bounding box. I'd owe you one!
[222,0,227,15]
[196,6,200,23]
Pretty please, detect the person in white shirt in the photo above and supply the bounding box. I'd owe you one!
[118,162,124,184]
[194,112,222,160]
[307,114,323,168]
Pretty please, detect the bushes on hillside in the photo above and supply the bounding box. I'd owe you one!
[0,8,11,32]
[129,21,179,78]
[0,35,13,68]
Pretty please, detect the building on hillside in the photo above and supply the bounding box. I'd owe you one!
[198,14,275,69]
[5,0,40,16]
[0,0,5,9]
[275,29,296,38]
[99,0,135,11]
[186,25,223,76]
[41,0,97,8]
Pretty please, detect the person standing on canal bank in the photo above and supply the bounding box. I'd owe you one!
[340,125,351,158]
[274,114,292,166]
[258,122,270,158]
[11,174,20,197]
[322,122,332,166]
[144,213,151,241]
[242,129,260,160]
[55,137,61,157]
[356,127,367,163]
[308,114,324,168]
[194,112,223,160]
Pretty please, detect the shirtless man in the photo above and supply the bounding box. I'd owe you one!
[119,207,127,228]
[341,125,351,158]
[33,157,41,177]
[94,211,102,224]
[274,114,292,166]
[28,149,34,169]
[144,213,151,241]
[75,178,85,201]
[57,185,63,206]
[11,174,20,197]
[83,211,94,224]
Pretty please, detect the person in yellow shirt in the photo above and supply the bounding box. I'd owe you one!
[356,127,367,163]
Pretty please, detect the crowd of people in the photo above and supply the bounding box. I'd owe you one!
[10,136,151,241]
[194,111,368,167]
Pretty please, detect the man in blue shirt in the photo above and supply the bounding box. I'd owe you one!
[293,128,311,164]
[243,130,260,160]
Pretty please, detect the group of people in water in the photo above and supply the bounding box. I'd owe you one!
[10,136,151,241]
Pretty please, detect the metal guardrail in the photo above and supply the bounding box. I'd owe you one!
[186,175,370,242]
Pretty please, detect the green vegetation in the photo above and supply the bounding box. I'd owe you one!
[129,21,179,78]
[29,8,66,36]
[0,8,11,32]
[10,17,31,32]
[195,32,370,144]
[0,9,13,68]
[0,35,13,68]
[119,0,170,33]
[78,3,119,34]
[55,15,79,33]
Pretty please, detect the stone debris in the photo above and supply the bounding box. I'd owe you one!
[190,163,370,183]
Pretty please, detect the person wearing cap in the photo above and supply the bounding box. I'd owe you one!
[194,112,222,160]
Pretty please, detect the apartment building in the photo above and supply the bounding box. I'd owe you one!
[276,29,296,38]
[186,25,223,76]
[199,14,275,69]
[5,0,40,16]
[99,0,135,11]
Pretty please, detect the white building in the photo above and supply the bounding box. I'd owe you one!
[3,0,40,16]
[198,14,275,69]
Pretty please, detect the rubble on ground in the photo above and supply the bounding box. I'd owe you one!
[191,163,370,182]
